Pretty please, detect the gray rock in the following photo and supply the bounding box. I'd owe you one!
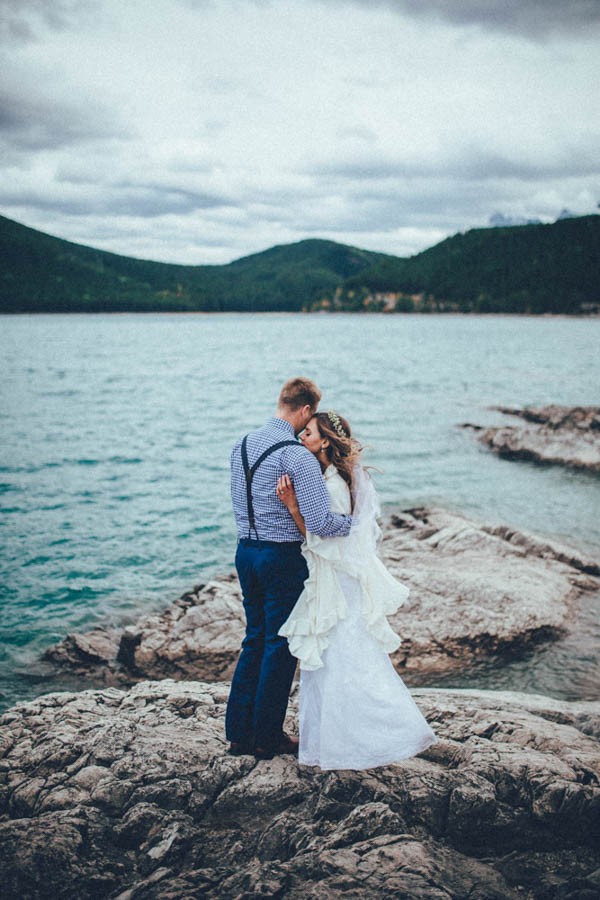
[43,508,599,684]
[382,506,599,675]
[0,680,598,898]
[46,628,122,668]
[473,404,600,472]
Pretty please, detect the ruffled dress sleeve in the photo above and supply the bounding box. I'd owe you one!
[279,465,409,670]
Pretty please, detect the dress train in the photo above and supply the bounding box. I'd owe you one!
[299,571,437,770]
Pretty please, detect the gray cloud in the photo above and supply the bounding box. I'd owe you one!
[107,180,237,216]
[1,0,597,264]
[179,0,600,38]
[222,144,598,246]
[306,142,600,185]
[0,0,98,44]
[0,86,129,151]
[0,180,237,218]
[343,0,600,38]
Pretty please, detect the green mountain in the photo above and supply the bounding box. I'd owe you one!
[0,215,390,313]
[0,212,598,314]
[336,215,600,314]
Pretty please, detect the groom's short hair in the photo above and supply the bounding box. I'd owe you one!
[278,377,321,412]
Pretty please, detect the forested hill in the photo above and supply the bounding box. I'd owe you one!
[0,215,390,313]
[333,214,600,314]
[0,212,598,314]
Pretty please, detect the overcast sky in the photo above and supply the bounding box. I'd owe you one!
[1,0,599,264]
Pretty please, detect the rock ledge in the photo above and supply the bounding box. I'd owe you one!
[43,507,599,688]
[469,404,600,473]
[1,680,599,899]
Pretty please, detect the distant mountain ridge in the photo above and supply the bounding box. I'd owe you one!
[0,212,598,314]
[488,212,542,227]
[0,215,391,313]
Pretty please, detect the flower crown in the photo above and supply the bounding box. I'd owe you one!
[327,409,347,438]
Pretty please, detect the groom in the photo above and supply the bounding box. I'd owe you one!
[226,377,352,759]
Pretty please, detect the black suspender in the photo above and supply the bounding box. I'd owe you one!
[240,435,298,539]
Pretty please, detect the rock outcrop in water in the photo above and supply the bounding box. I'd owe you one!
[0,679,598,899]
[43,508,599,687]
[470,405,600,473]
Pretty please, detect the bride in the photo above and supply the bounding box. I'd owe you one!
[277,410,437,770]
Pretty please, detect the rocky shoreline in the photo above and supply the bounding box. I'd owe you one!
[3,498,599,897]
[465,405,600,473]
[1,679,599,898]
[42,507,599,691]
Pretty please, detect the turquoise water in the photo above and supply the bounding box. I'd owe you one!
[1,313,599,709]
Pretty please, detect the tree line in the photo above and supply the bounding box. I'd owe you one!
[1,213,598,315]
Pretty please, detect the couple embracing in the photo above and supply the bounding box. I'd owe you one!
[225,377,436,770]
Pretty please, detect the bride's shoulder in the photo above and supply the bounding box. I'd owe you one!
[324,464,347,486]
[324,464,370,488]
[324,465,349,494]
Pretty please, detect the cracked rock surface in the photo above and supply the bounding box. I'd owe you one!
[0,680,598,899]
[472,405,600,473]
[44,508,599,685]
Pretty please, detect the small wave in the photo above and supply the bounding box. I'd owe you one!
[0,461,61,474]
[34,585,109,608]
[177,524,220,539]
[22,555,51,568]
[65,569,110,582]
[38,389,81,398]
[114,554,150,566]
[0,483,20,494]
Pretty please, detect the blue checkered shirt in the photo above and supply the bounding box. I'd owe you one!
[231,417,352,541]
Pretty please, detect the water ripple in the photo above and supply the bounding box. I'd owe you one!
[1,312,599,712]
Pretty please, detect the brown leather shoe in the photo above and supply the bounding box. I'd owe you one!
[277,732,299,756]
[254,732,299,760]
[227,741,254,756]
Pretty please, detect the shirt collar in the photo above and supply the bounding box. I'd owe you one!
[268,416,297,437]
[324,464,337,479]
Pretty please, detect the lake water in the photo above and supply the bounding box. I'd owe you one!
[1,312,599,711]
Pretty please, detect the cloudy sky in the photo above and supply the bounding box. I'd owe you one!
[1,0,599,264]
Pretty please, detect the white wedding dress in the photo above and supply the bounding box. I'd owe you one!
[279,464,437,770]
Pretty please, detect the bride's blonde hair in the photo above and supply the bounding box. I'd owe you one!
[313,411,362,492]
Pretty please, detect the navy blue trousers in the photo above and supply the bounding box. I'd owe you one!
[225,538,308,749]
